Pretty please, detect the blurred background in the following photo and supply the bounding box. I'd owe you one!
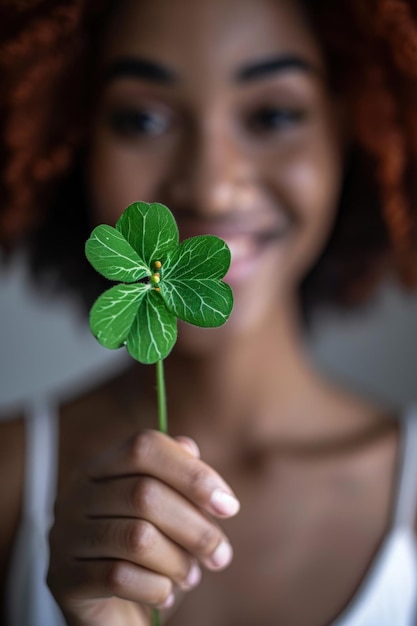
[1,252,416,415]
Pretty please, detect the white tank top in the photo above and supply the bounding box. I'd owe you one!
[5,402,417,625]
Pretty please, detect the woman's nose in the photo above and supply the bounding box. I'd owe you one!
[164,125,254,218]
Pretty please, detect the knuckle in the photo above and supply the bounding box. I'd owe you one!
[105,561,131,596]
[192,526,220,556]
[129,430,159,465]
[125,520,155,556]
[129,477,157,514]
[152,578,173,606]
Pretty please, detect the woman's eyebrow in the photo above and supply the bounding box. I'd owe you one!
[101,54,317,86]
[234,54,318,82]
[103,56,177,84]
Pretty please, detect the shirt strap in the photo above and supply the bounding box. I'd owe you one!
[393,406,417,528]
[22,397,59,526]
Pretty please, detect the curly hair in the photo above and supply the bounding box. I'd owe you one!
[0,0,417,314]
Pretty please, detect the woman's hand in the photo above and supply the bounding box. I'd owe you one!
[47,430,240,625]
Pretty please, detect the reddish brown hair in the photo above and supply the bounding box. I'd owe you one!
[0,0,416,312]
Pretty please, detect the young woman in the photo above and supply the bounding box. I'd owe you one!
[1,0,417,624]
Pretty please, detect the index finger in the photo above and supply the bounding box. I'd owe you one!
[89,430,240,518]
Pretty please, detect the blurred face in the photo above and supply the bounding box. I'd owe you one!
[88,0,344,344]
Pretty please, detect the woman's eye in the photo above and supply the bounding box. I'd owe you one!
[248,107,306,133]
[108,108,170,137]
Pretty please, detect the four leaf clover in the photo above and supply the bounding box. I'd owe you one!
[85,201,233,364]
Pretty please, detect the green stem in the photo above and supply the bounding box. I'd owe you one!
[153,360,168,625]
[156,359,168,433]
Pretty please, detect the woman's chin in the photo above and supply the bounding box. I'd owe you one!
[173,290,279,358]
[174,321,233,358]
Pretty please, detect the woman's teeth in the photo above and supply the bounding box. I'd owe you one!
[226,236,256,262]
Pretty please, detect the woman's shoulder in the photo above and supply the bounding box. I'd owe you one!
[0,415,25,603]
[0,414,25,507]
[342,398,417,539]
[0,410,25,446]
[313,378,400,453]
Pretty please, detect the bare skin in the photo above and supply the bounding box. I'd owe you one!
[0,0,405,625]
[44,335,398,626]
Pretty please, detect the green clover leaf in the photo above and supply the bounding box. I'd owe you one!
[85,201,233,364]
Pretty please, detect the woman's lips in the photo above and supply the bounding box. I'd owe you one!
[225,235,261,284]
[178,219,291,285]
[224,227,290,285]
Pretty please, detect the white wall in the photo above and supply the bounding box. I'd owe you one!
[308,285,417,407]
[0,256,416,413]
[0,256,129,413]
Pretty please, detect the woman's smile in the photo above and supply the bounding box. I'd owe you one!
[90,0,344,339]
[176,218,293,286]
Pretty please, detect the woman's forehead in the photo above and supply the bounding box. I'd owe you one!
[99,0,325,77]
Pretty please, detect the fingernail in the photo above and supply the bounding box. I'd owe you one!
[210,489,240,516]
[159,592,175,610]
[209,540,233,569]
[184,563,201,589]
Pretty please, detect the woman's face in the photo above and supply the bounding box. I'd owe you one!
[89,0,344,344]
